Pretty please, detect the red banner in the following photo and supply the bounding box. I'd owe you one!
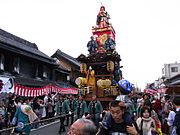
[157,88,167,93]
[144,89,157,95]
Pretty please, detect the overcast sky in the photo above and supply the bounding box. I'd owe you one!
[0,0,180,89]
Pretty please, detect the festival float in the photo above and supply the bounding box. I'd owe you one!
[76,5,130,106]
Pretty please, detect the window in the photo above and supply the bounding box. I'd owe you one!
[67,75,70,81]
[13,57,20,74]
[171,67,178,72]
[38,65,43,78]
[43,66,48,79]
[162,68,165,75]
[43,72,47,78]
[0,54,4,71]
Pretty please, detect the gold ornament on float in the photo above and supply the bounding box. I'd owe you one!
[107,61,114,72]
[80,63,87,74]
[97,79,112,88]
[98,34,108,45]
[86,69,95,86]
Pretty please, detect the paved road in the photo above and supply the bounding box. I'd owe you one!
[30,121,69,135]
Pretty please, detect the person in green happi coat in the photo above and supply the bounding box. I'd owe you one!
[54,94,70,133]
[66,94,77,126]
[75,95,88,120]
[87,94,103,127]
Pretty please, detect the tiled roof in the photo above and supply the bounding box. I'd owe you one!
[0,29,55,64]
[53,49,80,67]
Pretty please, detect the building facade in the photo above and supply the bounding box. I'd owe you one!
[51,49,81,87]
[162,62,180,79]
[0,29,76,97]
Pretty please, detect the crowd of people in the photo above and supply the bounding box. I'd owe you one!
[66,93,180,135]
[0,91,179,135]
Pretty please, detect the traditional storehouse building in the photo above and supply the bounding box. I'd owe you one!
[0,29,77,97]
[51,49,81,87]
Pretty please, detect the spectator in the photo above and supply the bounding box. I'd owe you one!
[7,102,16,123]
[136,106,156,135]
[67,118,97,135]
[152,93,162,122]
[172,96,180,135]
[39,99,46,120]
[0,101,5,133]
[167,108,176,134]
[47,99,54,118]
[33,97,40,116]
[16,97,23,108]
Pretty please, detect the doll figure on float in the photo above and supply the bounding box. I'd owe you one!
[96,6,110,28]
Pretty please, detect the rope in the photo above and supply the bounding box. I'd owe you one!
[0,113,70,133]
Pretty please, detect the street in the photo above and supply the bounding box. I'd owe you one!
[30,120,69,135]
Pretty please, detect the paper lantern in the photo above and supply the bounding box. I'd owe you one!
[97,79,103,87]
[105,79,112,86]
[75,77,87,86]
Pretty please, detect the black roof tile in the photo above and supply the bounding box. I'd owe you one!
[53,49,80,67]
[0,29,55,63]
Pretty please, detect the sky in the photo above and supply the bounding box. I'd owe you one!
[0,0,180,89]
